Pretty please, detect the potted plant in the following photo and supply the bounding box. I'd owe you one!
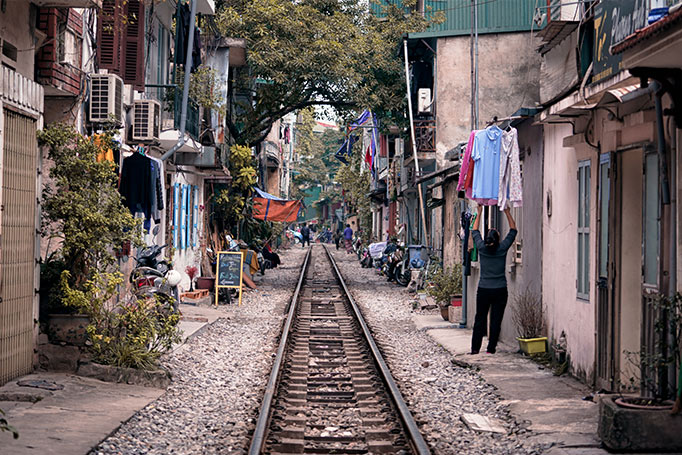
[511,287,547,355]
[185,265,198,292]
[426,264,462,321]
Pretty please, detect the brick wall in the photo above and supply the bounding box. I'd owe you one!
[36,8,83,96]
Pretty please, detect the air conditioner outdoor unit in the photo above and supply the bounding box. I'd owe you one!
[417,88,432,114]
[89,73,123,124]
[132,100,161,142]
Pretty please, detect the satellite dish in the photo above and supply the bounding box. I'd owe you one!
[153,225,160,235]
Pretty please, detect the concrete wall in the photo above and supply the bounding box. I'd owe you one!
[435,32,541,162]
[504,121,544,342]
[541,122,597,381]
[1,2,39,79]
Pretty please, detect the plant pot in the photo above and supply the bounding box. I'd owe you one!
[614,396,674,410]
[516,336,547,355]
[195,276,215,291]
[599,395,682,451]
[47,314,90,346]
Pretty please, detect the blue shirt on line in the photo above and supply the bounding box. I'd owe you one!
[472,125,502,200]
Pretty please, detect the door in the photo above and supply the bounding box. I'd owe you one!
[0,109,38,385]
[596,152,616,390]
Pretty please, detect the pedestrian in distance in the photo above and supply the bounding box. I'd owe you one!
[343,224,353,254]
[333,229,341,249]
[470,204,517,354]
[300,224,311,248]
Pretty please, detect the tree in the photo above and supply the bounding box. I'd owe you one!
[335,140,371,241]
[217,0,439,146]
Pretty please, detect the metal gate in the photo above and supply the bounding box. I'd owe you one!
[0,109,38,385]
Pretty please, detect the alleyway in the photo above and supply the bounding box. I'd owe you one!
[0,245,615,455]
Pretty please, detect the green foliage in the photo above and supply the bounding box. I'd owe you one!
[38,124,140,291]
[60,271,180,369]
[0,408,18,439]
[290,108,343,201]
[335,137,371,241]
[217,0,440,146]
[624,293,682,401]
[165,66,224,113]
[426,264,462,306]
[211,144,258,237]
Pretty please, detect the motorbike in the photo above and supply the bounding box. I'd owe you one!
[129,243,181,312]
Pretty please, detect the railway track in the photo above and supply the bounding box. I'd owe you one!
[249,245,430,455]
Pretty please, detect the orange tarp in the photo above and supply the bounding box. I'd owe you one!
[252,197,301,222]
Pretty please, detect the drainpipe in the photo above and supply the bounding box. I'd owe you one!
[654,81,673,397]
[654,81,671,205]
[161,0,197,162]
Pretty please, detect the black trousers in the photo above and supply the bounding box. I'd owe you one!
[471,287,508,353]
[301,237,310,247]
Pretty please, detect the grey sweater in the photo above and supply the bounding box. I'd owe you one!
[472,229,517,289]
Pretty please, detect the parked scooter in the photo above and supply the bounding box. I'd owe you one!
[129,243,181,312]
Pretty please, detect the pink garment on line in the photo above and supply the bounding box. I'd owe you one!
[457,129,498,205]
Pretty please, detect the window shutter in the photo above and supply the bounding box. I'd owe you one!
[122,0,145,90]
[96,0,123,72]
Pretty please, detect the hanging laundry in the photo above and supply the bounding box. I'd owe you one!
[471,125,503,205]
[498,127,523,210]
[175,3,191,65]
[456,130,477,198]
[119,152,153,219]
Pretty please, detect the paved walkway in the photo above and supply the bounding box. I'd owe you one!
[414,314,607,455]
[0,303,224,455]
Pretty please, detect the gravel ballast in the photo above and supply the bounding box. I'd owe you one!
[91,247,308,455]
[330,249,540,455]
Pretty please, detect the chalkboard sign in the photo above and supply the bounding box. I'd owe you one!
[215,251,244,305]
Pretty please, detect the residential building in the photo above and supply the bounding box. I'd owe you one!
[536,0,680,395]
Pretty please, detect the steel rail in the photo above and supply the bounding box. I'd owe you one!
[248,247,311,455]
[323,245,432,455]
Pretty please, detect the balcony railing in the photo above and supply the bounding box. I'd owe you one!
[173,91,200,140]
[414,119,436,153]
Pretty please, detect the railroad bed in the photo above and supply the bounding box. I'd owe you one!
[249,246,430,455]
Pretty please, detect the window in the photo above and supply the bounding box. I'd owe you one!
[577,160,591,300]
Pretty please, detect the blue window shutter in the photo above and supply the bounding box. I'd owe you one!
[185,184,191,249]
[192,185,199,248]
[173,183,180,248]
[180,185,187,250]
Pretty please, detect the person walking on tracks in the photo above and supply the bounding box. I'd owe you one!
[343,224,353,254]
[470,204,517,354]
[300,224,311,248]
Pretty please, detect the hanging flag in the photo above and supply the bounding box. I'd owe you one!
[364,145,372,166]
[334,134,358,164]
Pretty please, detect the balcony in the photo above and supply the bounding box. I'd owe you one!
[0,67,44,116]
[148,86,201,141]
[414,119,436,153]
[36,8,83,97]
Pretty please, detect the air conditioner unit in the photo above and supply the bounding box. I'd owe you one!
[417,88,432,114]
[89,73,123,124]
[132,100,161,142]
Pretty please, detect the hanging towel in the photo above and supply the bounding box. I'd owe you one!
[498,127,523,210]
[457,130,477,198]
